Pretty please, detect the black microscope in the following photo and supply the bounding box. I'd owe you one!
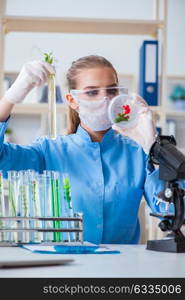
[146,135,185,253]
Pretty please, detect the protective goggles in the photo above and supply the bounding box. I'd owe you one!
[70,86,128,101]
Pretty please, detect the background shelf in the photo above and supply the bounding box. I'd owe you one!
[166,111,185,118]
[3,16,163,37]
[12,103,67,115]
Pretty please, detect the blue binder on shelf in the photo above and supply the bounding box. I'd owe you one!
[139,40,158,106]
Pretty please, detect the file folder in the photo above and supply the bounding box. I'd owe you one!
[139,40,158,106]
[156,127,162,135]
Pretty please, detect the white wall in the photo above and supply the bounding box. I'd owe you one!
[3,0,185,144]
[167,0,185,75]
[4,0,185,84]
[6,0,153,19]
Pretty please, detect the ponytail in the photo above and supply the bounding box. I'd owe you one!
[67,106,80,135]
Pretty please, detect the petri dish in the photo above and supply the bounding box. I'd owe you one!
[108,94,140,129]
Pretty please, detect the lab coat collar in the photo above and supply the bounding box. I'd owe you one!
[76,125,115,144]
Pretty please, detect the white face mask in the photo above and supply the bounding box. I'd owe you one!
[76,97,112,131]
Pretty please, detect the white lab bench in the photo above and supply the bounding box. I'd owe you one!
[0,244,185,278]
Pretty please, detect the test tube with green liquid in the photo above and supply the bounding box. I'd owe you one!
[0,171,5,242]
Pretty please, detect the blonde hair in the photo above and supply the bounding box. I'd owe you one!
[66,55,118,134]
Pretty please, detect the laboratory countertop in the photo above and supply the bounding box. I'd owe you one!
[0,244,185,278]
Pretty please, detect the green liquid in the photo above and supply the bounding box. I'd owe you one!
[51,178,61,242]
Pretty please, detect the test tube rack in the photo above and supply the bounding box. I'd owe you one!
[0,213,83,246]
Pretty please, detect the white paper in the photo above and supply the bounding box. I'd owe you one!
[23,245,56,252]
[145,44,157,83]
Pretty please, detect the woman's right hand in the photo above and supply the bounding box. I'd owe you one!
[4,60,54,104]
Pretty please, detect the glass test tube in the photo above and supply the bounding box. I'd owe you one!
[0,171,5,242]
[62,173,75,242]
[51,171,62,242]
[43,171,53,242]
[18,171,30,243]
[48,72,57,139]
[7,171,18,242]
[37,174,45,242]
[27,170,37,242]
[37,173,53,242]
[30,173,42,243]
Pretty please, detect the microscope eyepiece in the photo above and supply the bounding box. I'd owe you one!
[149,135,185,181]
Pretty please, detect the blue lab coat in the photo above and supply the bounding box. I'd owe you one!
[0,118,167,244]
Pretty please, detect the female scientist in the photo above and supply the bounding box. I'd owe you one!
[0,55,164,244]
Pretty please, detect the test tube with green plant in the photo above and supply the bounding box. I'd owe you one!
[31,177,42,242]
[7,171,18,242]
[7,171,17,217]
[43,52,57,139]
[62,174,73,214]
[62,173,74,242]
[0,171,5,241]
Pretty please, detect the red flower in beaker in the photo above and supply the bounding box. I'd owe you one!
[122,105,131,115]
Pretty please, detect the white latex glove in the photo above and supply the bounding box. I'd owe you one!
[112,94,157,154]
[4,60,54,104]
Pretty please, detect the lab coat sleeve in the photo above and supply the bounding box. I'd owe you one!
[143,156,166,213]
[144,155,185,214]
[0,117,45,178]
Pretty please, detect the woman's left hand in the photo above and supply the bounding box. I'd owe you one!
[112,94,157,154]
